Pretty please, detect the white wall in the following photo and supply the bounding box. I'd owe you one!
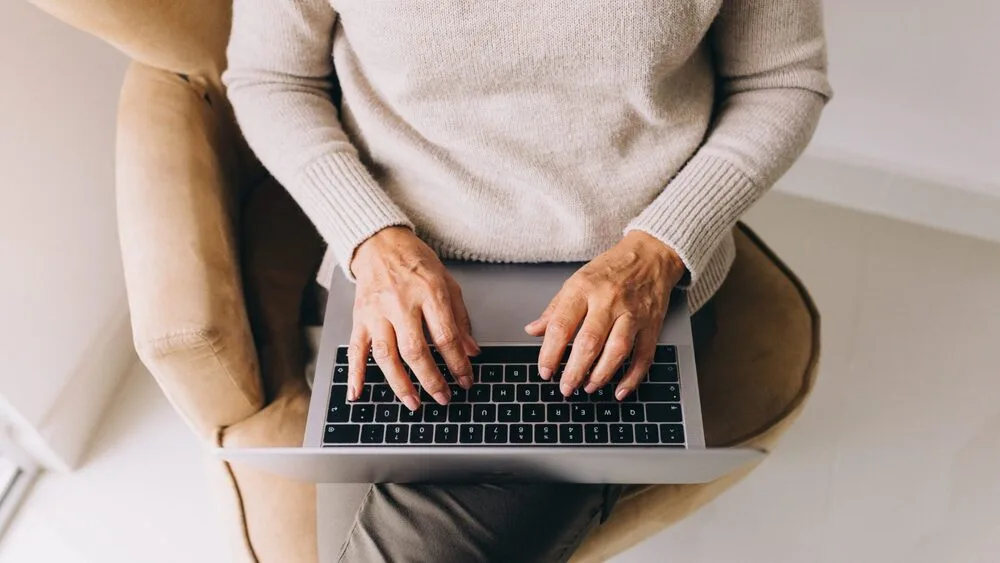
[813,0,1000,196]
[0,2,133,470]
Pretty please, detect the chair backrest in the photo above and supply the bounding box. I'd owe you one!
[28,0,231,81]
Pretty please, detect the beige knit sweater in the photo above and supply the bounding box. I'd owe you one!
[224,0,831,311]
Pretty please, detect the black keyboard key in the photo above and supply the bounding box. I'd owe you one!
[435,424,459,443]
[660,424,685,444]
[467,346,542,364]
[528,365,545,382]
[411,424,434,443]
[547,404,570,422]
[571,404,595,422]
[589,385,614,402]
[449,384,467,403]
[638,384,680,402]
[646,403,683,423]
[327,402,350,423]
[536,424,558,444]
[480,365,504,382]
[648,364,679,382]
[365,365,385,383]
[621,404,644,422]
[372,385,395,403]
[324,424,360,444]
[419,387,435,403]
[473,404,497,422]
[424,405,448,423]
[523,404,545,422]
[654,345,677,363]
[399,406,422,422]
[492,384,515,402]
[498,404,521,422]
[460,424,484,444]
[611,424,634,443]
[511,424,533,444]
[485,424,508,444]
[386,424,409,444]
[351,404,375,423]
[585,424,609,443]
[559,424,583,444]
[375,404,399,422]
[621,389,638,403]
[505,365,528,382]
[356,385,372,403]
[468,385,491,402]
[636,424,659,443]
[336,347,350,364]
[517,384,539,402]
[361,424,385,444]
[329,385,348,406]
[567,387,588,403]
[333,365,348,383]
[436,364,452,380]
[541,384,563,402]
[596,404,620,422]
[449,403,471,423]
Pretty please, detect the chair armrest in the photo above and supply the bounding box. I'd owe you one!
[116,62,263,439]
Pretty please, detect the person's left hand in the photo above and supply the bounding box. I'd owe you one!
[525,231,687,401]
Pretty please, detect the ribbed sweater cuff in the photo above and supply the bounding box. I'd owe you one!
[625,154,757,287]
[296,152,414,279]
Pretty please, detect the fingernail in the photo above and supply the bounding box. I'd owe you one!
[349,384,359,401]
[615,387,630,401]
[459,376,473,390]
[433,391,450,405]
[560,382,574,397]
[402,395,420,412]
[539,366,552,380]
[584,383,597,394]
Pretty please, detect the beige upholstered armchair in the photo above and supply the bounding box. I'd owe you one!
[28,0,820,561]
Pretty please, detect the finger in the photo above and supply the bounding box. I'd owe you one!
[560,305,615,396]
[616,327,657,401]
[347,325,371,401]
[585,313,638,394]
[537,293,587,381]
[447,278,480,359]
[369,320,420,412]
[423,292,474,390]
[525,296,559,336]
[394,310,451,405]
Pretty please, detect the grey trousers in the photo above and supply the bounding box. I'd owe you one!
[317,482,624,562]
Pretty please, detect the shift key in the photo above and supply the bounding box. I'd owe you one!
[324,424,360,444]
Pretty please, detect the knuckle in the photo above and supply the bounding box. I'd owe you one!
[575,331,603,353]
[604,339,632,362]
[398,334,427,361]
[547,316,576,336]
[433,326,460,348]
[370,339,392,360]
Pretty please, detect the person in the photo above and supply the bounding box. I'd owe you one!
[224,0,832,560]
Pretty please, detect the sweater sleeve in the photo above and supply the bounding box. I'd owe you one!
[223,0,413,278]
[625,0,833,286]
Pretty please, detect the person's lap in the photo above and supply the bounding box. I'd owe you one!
[317,481,622,563]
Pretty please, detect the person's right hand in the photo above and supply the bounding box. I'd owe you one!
[347,226,479,412]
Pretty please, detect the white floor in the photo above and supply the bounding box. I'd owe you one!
[2,193,999,563]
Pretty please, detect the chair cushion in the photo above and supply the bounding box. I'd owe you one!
[219,183,819,562]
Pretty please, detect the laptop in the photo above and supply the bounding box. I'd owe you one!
[217,262,765,483]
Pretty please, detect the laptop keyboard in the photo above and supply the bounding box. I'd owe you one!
[323,345,685,447]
